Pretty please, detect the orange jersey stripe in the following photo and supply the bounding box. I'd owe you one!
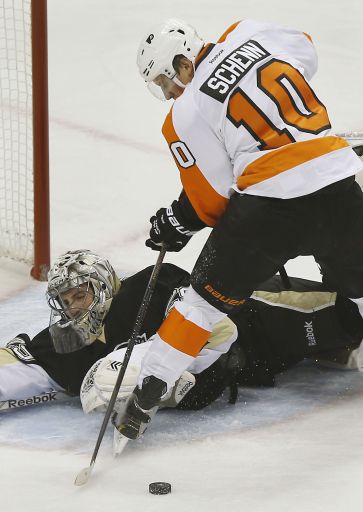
[237,136,349,191]
[303,32,313,43]
[158,308,211,357]
[217,21,241,43]
[162,110,229,226]
[195,43,213,68]
[195,22,241,68]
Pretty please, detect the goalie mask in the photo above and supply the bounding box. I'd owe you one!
[137,18,204,100]
[46,250,121,354]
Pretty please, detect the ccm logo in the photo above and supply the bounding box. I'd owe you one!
[204,284,245,306]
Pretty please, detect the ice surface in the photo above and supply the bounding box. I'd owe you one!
[1,1,363,511]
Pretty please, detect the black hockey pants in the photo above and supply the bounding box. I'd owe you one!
[191,176,363,313]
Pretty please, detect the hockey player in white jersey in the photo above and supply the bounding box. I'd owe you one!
[116,18,363,439]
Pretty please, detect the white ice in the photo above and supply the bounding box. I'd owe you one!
[1,1,363,511]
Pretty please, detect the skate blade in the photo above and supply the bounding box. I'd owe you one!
[113,428,129,457]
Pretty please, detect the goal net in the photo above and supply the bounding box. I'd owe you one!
[0,0,49,280]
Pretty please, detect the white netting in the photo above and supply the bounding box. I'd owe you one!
[0,0,33,264]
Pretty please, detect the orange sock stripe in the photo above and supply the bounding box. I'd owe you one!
[195,43,213,67]
[158,308,211,357]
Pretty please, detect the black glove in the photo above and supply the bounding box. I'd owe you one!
[146,200,198,252]
[112,376,167,440]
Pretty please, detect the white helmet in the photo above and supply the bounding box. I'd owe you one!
[137,18,204,83]
[46,250,120,353]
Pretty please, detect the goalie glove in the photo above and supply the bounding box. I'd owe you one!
[112,375,167,440]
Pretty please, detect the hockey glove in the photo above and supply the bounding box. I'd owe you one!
[112,375,167,440]
[146,200,198,252]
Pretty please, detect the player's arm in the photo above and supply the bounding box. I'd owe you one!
[0,334,66,408]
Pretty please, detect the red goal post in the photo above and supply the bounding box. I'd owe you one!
[0,0,50,281]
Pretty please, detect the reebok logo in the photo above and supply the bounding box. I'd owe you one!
[304,321,317,346]
[209,49,224,64]
[3,392,57,409]
[177,380,194,397]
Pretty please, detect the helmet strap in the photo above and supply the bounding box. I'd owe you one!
[172,75,186,88]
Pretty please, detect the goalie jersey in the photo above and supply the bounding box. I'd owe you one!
[22,264,363,404]
[162,20,363,226]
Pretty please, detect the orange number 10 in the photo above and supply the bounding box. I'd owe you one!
[227,59,331,150]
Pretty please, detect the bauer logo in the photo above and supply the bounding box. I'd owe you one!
[204,284,246,306]
[200,40,270,103]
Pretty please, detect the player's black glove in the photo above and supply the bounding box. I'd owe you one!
[146,200,198,252]
[112,376,167,440]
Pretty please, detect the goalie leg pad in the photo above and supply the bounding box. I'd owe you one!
[80,355,141,414]
[80,353,196,414]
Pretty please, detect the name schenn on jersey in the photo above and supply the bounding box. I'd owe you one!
[200,40,270,102]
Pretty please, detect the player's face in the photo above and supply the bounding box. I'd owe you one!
[60,284,94,320]
[152,74,184,100]
[150,58,194,100]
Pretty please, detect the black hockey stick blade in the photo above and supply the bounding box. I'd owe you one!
[73,244,167,486]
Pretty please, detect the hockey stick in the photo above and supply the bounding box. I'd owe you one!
[335,131,363,139]
[74,244,167,486]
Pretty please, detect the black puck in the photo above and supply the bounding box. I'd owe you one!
[149,482,172,495]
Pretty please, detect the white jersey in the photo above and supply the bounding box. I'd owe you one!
[162,20,363,226]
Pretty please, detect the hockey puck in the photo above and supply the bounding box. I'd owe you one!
[149,482,172,495]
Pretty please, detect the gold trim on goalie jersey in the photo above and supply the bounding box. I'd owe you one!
[0,348,19,366]
[251,289,337,313]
